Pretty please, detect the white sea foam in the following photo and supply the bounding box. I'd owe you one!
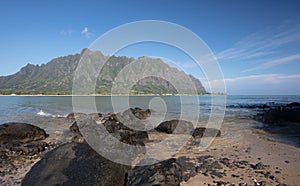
[37,110,62,118]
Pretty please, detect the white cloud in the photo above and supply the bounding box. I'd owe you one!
[203,74,300,95]
[81,27,92,38]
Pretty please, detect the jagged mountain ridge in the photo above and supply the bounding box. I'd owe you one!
[0,49,206,95]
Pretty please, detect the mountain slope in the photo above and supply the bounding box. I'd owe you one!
[0,49,206,95]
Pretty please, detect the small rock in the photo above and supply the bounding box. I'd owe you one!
[232,174,240,178]
[251,162,266,170]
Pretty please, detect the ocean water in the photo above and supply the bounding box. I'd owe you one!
[0,95,299,146]
[0,95,299,123]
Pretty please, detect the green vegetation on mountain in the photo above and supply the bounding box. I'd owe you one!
[0,49,206,95]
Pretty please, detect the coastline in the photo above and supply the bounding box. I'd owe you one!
[1,97,300,185]
[0,94,212,97]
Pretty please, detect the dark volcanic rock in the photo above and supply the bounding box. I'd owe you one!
[69,121,85,143]
[3,141,48,156]
[68,116,147,163]
[126,158,182,186]
[66,112,88,120]
[286,102,300,108]
[88,113,103,122]
[0,123,47,144]
[116,108,151,130]
[22,143,130,186]
[192,127,221,138]
[130,107,151,120]
[155,120,195,134]
[118,129,149,144]
[72,115,149,144]
[261,102,300,124]
[177,156,198,182]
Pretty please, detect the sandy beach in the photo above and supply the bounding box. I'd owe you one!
[1,114,299,186]
[179,128,300,185]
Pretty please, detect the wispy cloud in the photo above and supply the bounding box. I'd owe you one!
[203,74,300,94]
[225,74,300,84]
[242,53,300,72]
[60,29,73,36]
[81,27,92,38]
[216,18,300,70]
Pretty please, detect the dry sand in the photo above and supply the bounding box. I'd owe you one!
[178,128,300,186]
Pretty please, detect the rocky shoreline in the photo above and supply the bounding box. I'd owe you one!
[1,106,299,185]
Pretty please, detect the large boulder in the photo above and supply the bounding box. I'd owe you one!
[0,123,47,144]
[68,116,147,163]
[126,158,182,186]
[69,121,85,143]
[22,143,130,186]
[70,115,149,144]
[155,120,195,134]
[88,113,103,122]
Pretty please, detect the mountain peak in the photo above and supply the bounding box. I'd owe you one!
[19,63,38,75]
[0,49,206,95]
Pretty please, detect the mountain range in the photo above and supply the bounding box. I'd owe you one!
[0,49,206,95]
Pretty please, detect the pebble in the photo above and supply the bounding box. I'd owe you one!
[232,174,240,178]
[251,162,265,170]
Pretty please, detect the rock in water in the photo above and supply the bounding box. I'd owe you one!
[0,123,47,144]
[126,158,182,186]
[259,102,300,124]
[21,143,130,186]
[130,107,151,120]
[155,120,195,134]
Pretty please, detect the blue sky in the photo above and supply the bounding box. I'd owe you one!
[0,0,300,95]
